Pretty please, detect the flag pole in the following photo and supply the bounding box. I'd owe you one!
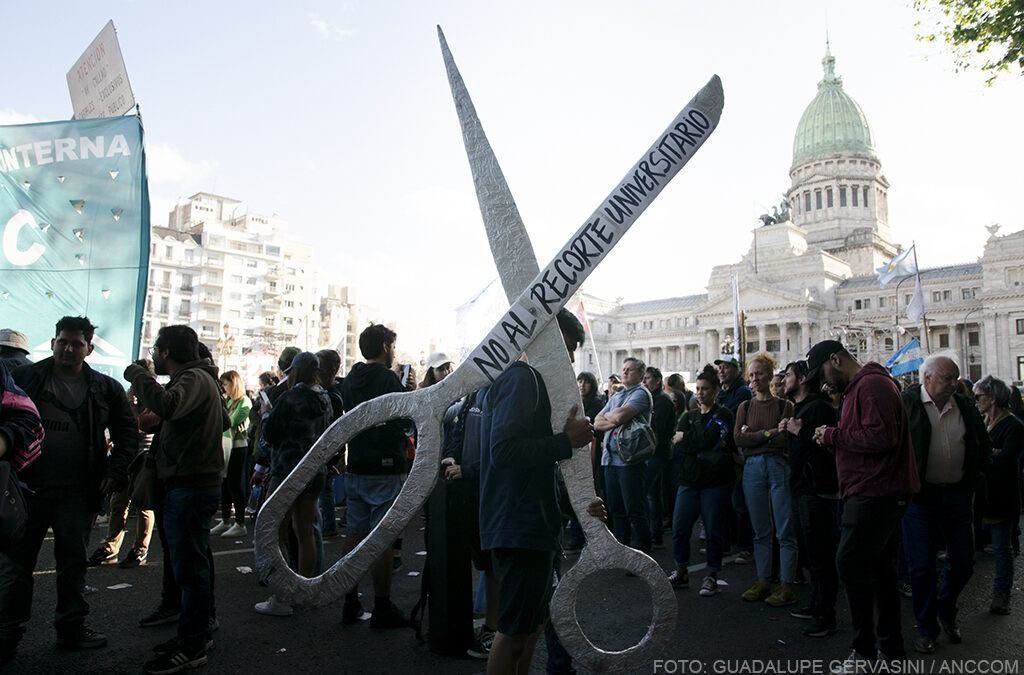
[911,240,930,352]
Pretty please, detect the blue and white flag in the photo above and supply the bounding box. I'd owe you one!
[886,337,923,377]
[877,245,917,287]
[0,116,150,380]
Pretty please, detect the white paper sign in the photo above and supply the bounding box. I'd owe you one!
[66,20,136,119]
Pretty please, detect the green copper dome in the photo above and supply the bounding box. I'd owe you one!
[792,47,877,169]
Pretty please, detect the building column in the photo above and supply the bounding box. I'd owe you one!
[799,322,808,354]
[758,325,767,354]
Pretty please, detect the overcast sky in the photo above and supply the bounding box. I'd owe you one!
[5,0,1022,347]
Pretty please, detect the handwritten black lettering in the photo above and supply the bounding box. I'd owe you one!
[688,109,711,129]
[501,309,537,349]
[673,120,704,145]
[530,281,559,315]
[590,218,614,245]
[553,258,579,286]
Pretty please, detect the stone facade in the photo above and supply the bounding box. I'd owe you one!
[583,50,1024,386]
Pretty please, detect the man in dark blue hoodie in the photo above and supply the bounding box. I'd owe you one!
[340,324,412,629]
[479,310,595,675]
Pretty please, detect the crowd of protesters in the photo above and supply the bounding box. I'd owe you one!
[0,317,1021,674]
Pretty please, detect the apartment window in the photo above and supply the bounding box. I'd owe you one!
[852,187,859,207]
[164,246,172,258]
[854,299,863,310]
[815,190,822,209]
[826,187,833,207]
[804,192,811,212]
[285,284,295,292]
[864,298,871,309]
[1008,267,1024,286]
[746,341,758,354]
[863,186,869,207]
[231,275,243,284]
[962,288,973,300]
[839,186,847,206]
[968,331,980,346]
[879,296,886,308]
[266,245,281,256]
[943,290,952,301]
[932,291,942,302]
[285,300,295,308]
[247,260,258,269]
[1016,319,1024,335]
[765,339,781,352]
[939,333,949,349]
[284,317,294,325]
[159,297,169,313]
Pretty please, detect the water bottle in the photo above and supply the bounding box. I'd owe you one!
[245,485,262,516]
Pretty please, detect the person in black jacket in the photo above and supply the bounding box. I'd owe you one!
[339,324,413,629]
[972,375,1022,615]
[667,365,736,597]
[901,354,992,653]
[643,367,676,548]
[778,360,839,637]
[1,316,137,660]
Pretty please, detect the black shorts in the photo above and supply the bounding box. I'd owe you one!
[491,548,555,636]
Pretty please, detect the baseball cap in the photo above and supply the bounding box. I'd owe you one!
[426,352,452,370]
[283,351,319,373]
[713,355,740,368]
[805,340,845,381]
[0,329,29,354]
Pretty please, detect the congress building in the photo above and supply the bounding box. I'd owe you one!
[582,48,1024,386]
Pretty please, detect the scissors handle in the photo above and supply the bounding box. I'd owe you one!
[254,368,483,607]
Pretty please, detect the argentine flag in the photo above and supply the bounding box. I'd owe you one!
[887,338,924,377]
[877,245,917,287]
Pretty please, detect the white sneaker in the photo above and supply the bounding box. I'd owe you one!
[830,651,872,674]
[210,520,229,535]
[221,523,247,538]
[699,576,718,597]
[254,595,293,617]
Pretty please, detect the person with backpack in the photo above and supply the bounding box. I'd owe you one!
[734,352,797,608]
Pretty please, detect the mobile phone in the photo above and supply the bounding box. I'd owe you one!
[400,364,411,387]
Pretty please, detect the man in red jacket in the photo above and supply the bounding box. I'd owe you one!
[805,340,920,673]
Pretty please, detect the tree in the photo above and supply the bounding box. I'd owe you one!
[914,0,1024,84]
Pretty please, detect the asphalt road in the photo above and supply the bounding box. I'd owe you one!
[7,509,1024,674]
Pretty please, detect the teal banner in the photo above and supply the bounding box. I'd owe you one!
[0,115,149,379]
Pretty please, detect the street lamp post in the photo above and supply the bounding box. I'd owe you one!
[961,306,985,379]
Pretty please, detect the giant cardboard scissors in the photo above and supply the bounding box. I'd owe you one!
[254,27,723,672]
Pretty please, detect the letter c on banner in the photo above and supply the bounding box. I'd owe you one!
[3,210,46,265]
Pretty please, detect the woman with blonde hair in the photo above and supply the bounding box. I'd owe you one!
[212,370,252,538]
[734,352,797,607]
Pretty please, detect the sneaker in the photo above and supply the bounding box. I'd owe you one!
[370,601,412,629]
[119,548,147,568]
[254,595,293,617]
[990,589,1011,615]
[56,627,107,649]
[667,569,689,588]
[698,576,718,597]
[803,617,838,637]
[466,625,495,659]
[790,605,815,620]
[898,582,912,598]
[765,587,798,607]
[913,634,936,654]
[342,596,364,624]
[741,581,771,602]
[830,651,872,674]
[221,522,247,538]
[734,550,754,565]
[153,636,212,656]
[139,606,181,628]
[209,520,229,535]
[87,548,117,567]
[938,617,961,644]
[144,643,207,674]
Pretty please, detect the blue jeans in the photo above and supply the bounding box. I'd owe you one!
[643,456,667,542]
[163,486,219,649]
[672,483,731,572]
[741,454,797,582]
[990,520,1014,592]
[902,484,975,637]
[604,464,651,553]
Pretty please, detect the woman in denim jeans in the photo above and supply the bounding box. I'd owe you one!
[974,375,1023,615]
[734,353,796,607]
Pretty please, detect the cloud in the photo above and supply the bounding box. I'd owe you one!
[0,108,40,125]
[308,13,353,41]
[146,142,216,187]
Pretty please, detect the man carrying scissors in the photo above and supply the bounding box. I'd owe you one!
[478,309,596,675]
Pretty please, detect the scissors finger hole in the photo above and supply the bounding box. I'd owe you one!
[575,569,653,651]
